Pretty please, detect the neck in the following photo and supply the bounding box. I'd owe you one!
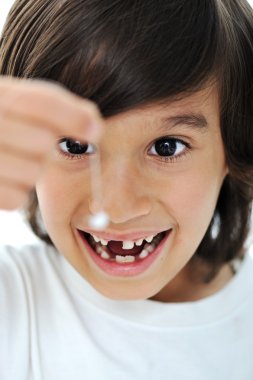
[149,261,234,303]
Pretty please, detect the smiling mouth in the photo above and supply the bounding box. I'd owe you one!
[80,231,168,263]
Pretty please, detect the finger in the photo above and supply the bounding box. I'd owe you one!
[0,184,29,210]
[0,77,103,141]
[0,117,55,159]
[0,151,42,190]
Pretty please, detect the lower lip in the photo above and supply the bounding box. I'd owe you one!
[77,230,172,277]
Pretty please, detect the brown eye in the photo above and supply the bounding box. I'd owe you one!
[59,138,94,155]
[149,138,186,157]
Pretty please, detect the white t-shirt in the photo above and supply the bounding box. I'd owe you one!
[0,243,253,380]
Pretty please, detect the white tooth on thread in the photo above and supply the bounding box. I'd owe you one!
[101,251,110,259]
[116,255,135,263]
[101,239,108,246]
[122,241,135,249]
[139,249,149,259]
[145,235,154,243]
[135,238,144,246]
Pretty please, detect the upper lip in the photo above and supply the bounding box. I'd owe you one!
[77,228,171,241]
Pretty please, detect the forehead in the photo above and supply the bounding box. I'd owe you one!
[106,84,219,132]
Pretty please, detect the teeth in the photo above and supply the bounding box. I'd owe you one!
[139,249,149,259]
[95,245,103,254]
[146,244,155,253]
[139,243,156,259]
[135,238,144,246]
[90,233,160,250]
[122,240,135,249]
[116,255,135,263]
[93,235,100,243]
[101,251,110,259]
[145,235,154,243]
[92,231,164,262]
[90,234,109,245]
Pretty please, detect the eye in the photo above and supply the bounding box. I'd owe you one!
[58,138,95,157]
[148,137,189,161]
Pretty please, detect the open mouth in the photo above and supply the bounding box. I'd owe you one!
[79,230,169,264]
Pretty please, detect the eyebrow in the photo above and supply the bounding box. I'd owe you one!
[159,113,208,134]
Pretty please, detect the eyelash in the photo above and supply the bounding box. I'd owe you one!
[57,138,95,161]
[148,137,191,164]
[57,137,191,164]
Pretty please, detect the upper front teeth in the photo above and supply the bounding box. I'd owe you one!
[91,234,155,248]
[122,241,135,249]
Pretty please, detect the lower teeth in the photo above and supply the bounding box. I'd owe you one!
[139,249,149,259]
[115,255,135,263]
[101,251,110,259]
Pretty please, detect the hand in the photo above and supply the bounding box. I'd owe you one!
[0,76,103,210]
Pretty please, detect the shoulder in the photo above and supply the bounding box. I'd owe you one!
[0,242,59,292]
[0,243,61,371]
[0,242,65,323]
[230,251,253,289]
[0,242,56,270]
[225,250,253,310]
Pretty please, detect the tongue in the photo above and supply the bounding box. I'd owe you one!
[107,241,144,256]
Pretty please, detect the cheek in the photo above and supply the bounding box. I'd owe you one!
[36,168,84,227]
[160,166,225,236]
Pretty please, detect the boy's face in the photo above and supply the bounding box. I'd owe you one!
[36,85,228,301]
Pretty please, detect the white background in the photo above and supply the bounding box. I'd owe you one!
[0,1,252,249]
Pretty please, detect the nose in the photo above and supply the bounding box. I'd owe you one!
[88,162,152,224]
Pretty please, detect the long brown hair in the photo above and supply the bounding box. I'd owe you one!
[0,0,252,281]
